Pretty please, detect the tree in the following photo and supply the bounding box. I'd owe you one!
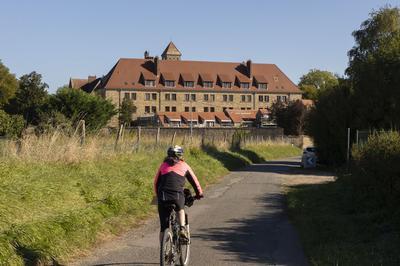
[298,69,339,100]
[346,6,400,130]
[6,71,48,125]
[0,60,18,107]
[49,87,116,131]
[306,79,353,164]
[271,100,307,136]
[120,98,135,126]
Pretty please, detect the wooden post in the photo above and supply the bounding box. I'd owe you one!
[136,126,141,152]
[156,127,160,145]
[80,120,86,146]
[171,131,176,145]
[115,124,124,150]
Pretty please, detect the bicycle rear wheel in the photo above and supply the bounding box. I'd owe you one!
[179,224,190,266]
[160,228,174,266]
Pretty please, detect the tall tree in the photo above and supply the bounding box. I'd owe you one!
[120,98,135,126]
[298,69,339,100]
[347,6,400,129]
[0,60,18,107]
[6,72,48,125]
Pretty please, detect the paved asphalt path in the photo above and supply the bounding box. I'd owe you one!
[73,158,309,266]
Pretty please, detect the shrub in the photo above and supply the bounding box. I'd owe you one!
[0,110,24,138]
[49,88,117,131]
[352,131,400,206]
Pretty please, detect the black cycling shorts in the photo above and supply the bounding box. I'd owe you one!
[157,191,185,231]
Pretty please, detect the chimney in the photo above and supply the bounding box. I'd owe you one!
[154,56,160,77]
[246,60,252,79]
[144,50,153,59]
[88,75,96,83]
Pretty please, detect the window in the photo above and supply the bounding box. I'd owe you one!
[192,107,196,112]
[247,95,251,102]
[282,96,288,102]
[222,82,232,88]
[241,95,246,102]
[210,107,215,112]
[258,83,267,90]
[259,95,264,102]
[229,95,234,102]
[145,106,150,113]
[203,94,209,101]
[172,106,177,112]
[184,81,194,88]
[151,106,157,113]
[241,107,246,110]
[191,94,196,101]
[240,82,250,89]
[165,106,170,112]
[223,95,228,102]
[131,93,137,100]
[145,80,155,87]
[171,94,177,101]
[185,106,189,112]
[165,94,171,101]
[185,94,190,101]
[124,93,130,99]
[203,81,213,88]
[277,96,282,102]
[246,107,251,110]
[165,80,175,87]
[204,107,209,112]
[223,107,227,111]
[273,76,279,82]
[152,93,157,100]
[145,93,150,101]
[265,96,270,102]
[210,94,215,102]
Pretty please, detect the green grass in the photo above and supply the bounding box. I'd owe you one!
[240,143,301,163]
[287,175,400,265]
[0,141,298,265]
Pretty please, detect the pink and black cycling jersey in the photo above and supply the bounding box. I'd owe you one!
[154,159,203,197]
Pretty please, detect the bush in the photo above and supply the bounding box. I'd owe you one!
[49,88,116,131]
[0,110,24,138]
[352,131,400,206]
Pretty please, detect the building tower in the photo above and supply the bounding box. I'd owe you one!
[161,41,182,61]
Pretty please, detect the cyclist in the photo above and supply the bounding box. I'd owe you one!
[154,145,203,242]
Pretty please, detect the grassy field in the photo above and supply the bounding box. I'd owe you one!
[287,175,400,265]
[0,132,300,265]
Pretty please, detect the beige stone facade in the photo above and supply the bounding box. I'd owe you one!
[106,89,302,124]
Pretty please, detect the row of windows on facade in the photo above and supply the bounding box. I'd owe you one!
[124,92,287,103]
[144,79,268,90]
[143,106,255,114]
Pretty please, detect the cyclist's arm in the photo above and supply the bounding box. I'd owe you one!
[184,163,203,196]
[153,165,162,195]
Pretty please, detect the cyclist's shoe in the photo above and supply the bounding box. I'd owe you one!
[179,226,189,242]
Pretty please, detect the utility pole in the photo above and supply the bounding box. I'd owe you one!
[190,95,193,140]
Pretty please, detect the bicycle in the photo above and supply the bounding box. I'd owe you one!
[160,189,197,266]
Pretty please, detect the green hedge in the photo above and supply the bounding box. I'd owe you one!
[352,131,400,207]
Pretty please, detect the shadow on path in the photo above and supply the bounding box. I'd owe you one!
[193,193,306,265]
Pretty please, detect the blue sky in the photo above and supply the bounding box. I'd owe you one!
[1,0,398,92]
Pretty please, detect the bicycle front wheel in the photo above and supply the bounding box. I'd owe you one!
[179,224,190,266]
[160,228,174,266]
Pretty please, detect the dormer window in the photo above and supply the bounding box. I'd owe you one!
[165,80,175,87]
[184,81,194,88]
[222,82,232,88]
[258,83,267,90]
[240,82,250,89]
[203,81,213,88]
[145,80,155,87]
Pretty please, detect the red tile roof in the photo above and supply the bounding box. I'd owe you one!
[226,109,257,123]
[158,112,181,121]
[100,58,300,93]
[198,112,216,121]
[215,112,231,122]
[181,112,199,122]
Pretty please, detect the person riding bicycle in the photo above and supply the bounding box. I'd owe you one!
[154,145,203,242]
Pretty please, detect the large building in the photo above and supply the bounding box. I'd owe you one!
[70,42,302,127]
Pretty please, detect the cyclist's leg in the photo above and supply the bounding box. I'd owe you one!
[158,201,171,243]
[178,209,185,226]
